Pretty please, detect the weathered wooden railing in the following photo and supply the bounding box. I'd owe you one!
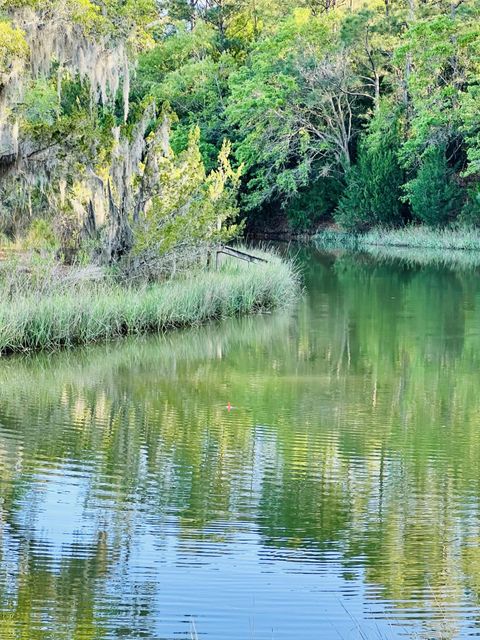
[214,245,268,269]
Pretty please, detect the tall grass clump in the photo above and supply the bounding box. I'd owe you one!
[0,248,299,354]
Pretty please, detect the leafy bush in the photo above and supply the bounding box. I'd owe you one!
[133,126,242,268]
[0,20,28,74]
[404,145,463,227]
[21,80,58,126]
[459,186,480,227]
[335,131,404,232]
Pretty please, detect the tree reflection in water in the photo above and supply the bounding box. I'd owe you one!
[1,249,480,639]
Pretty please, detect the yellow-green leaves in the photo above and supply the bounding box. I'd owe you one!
[0,20,28,74]
[69,0,105,34]
[134,122,241,258]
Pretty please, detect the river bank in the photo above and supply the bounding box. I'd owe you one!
[313,226,480,270]
[0,248,299,354]
[315,225,480,251]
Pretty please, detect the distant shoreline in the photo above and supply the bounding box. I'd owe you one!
[314,226,480,270]
[314,226,480,252]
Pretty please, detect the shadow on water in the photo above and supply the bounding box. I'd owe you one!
[2,247,480,638]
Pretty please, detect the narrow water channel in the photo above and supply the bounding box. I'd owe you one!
[1,247,480,639]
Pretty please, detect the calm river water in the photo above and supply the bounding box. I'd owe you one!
[1,248,480,639]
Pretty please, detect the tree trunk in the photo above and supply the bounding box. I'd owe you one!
[103,180,133,264]
[408,0,415,20]
[374,72,380,110]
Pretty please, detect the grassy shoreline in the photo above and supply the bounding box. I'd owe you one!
[314,226,480,270]
[315,225,480,251]
[0,249,299,355]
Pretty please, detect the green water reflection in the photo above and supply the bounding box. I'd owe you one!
[1,248,480,639]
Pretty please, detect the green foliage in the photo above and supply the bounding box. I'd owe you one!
[69,0,104,33]
[71,0,158,41]
[134,124,242,259]
[285,177,341,231]
[136,22,217,86]
[336,110,404,231]
[404,145,463,227]
[0,19,28,74]
[2,0,480,248]
[24,219,57,252]
[226,10,344,211]
[339,7,400,109]
[21,79,59,125]
[135,23,236,170]
[460,85,480,178]
[459,186,480,227]
[397,6,480,168]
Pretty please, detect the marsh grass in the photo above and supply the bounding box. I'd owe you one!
[359,245,480,270]
[360,225,480,250]
[315,225,480,251]
[0,248,299,354]
[314,226,480,269]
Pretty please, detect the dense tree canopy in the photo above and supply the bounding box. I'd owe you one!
[0,0,479,251]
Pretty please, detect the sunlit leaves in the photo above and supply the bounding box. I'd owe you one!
[134,122,241,257]
[0,19,28,74]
